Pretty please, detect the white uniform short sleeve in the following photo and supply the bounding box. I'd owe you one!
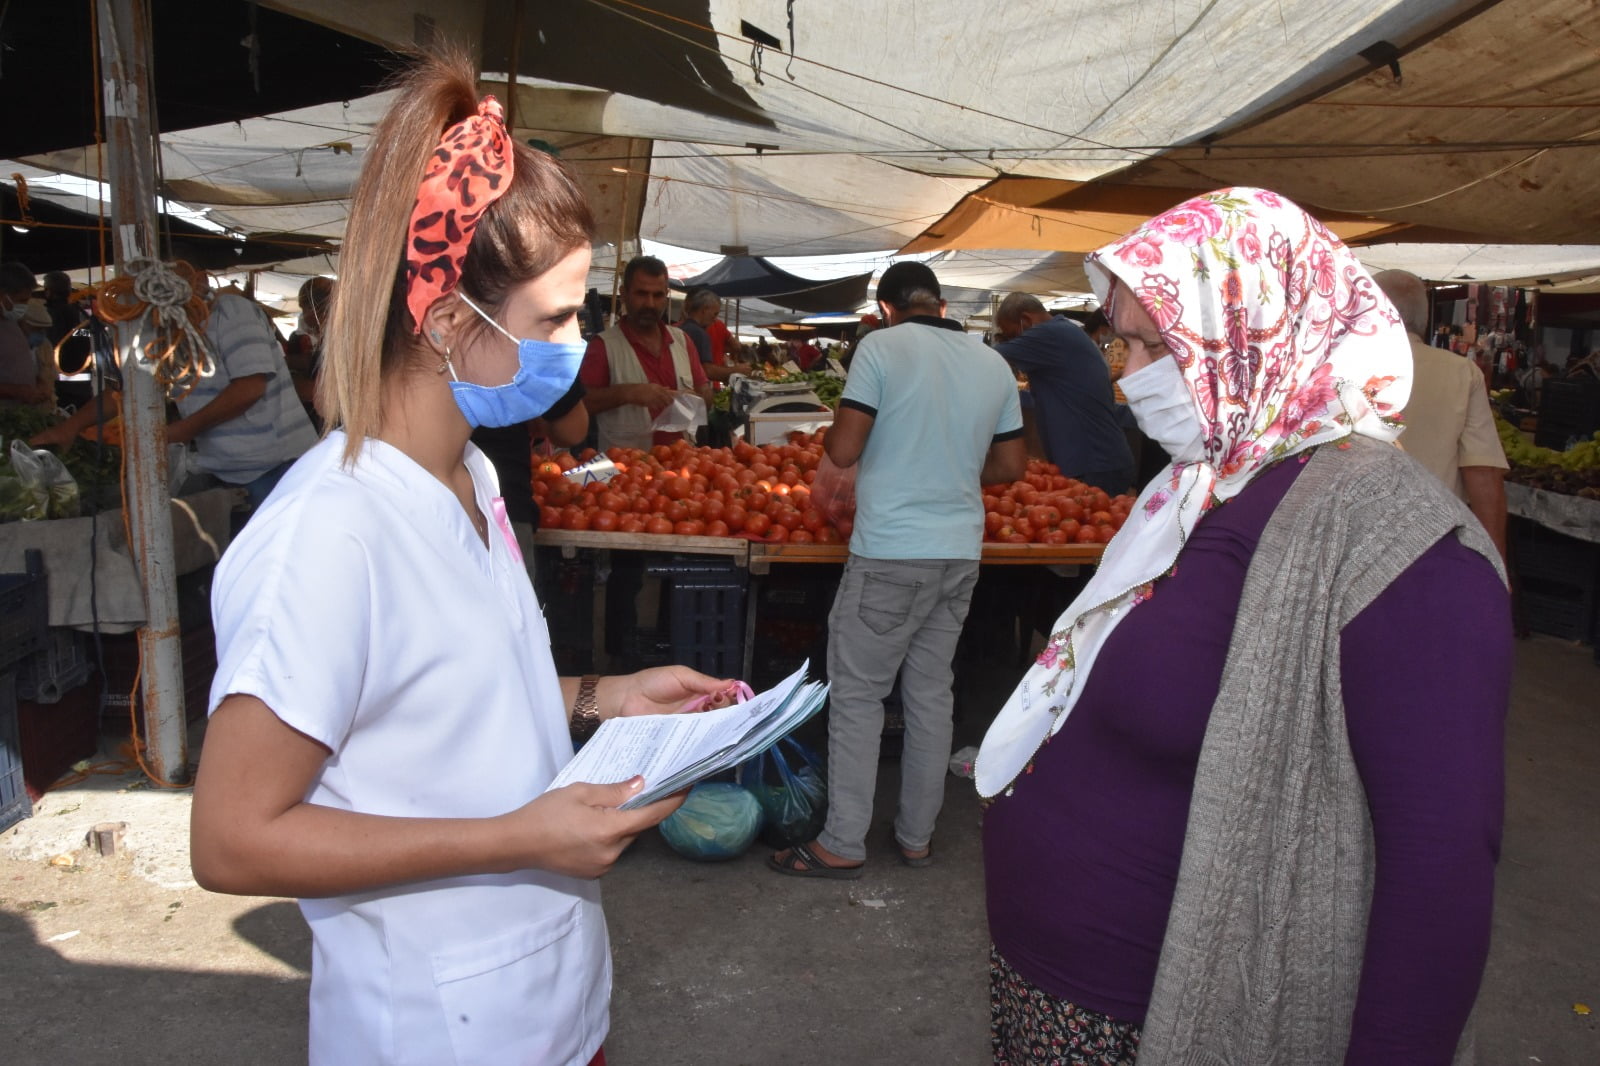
[209,497,372,750]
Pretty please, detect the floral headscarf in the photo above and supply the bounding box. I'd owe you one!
[975,187,1412,799]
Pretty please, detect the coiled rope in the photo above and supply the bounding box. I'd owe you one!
[92,258,213,398]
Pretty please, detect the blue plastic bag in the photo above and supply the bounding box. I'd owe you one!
[737,736,828,849]
[658,782,764,861]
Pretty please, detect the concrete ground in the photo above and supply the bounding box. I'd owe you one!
[3,635,1597,1065]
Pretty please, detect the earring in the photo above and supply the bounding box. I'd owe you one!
[438,347,453,375]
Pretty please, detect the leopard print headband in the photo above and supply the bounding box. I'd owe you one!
[403,95,514,333]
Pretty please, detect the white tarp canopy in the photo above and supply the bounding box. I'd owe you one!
[14,0,1599,302]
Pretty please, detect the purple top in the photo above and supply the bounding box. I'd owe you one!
[983,454,1510,1064]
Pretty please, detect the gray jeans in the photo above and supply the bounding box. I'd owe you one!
[820,554,980,861]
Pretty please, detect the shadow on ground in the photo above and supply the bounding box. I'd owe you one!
[2,903,308,1064]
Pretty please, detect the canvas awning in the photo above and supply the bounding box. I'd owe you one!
[898,178,1414,254]
[675,256,871,313]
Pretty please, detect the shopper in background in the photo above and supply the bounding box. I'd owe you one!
[770,261,1025,878]
[679,287,751,383]
[32,267,316,507]
[580,255,710,452]
[0,261,53,407]
[1375,269,1509,562]
[285,275,334,424]
[993,292,1136,494]
[188,49,730,1066]
[980,189,1509,1065]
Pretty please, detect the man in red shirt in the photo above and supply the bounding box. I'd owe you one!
[581,256,711,451]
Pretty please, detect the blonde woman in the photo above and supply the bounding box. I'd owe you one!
[190,51,728,1066]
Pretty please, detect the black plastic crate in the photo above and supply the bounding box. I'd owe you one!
[1511,520,1600,587]
[1522,581,1597,642]
[0,549,47,673]
[646,558,747,676]
[755,570,840,622]
[0,671,29,833]
[1534,380,1600,450]
[16,628,93,704]
[534,552,595,675]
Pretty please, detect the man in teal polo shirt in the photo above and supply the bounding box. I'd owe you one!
[770,261,1026,878]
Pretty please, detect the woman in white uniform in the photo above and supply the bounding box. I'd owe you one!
[189,51,729,1066]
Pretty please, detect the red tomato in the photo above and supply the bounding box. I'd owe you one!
[774,509,803,531]
[645,516,674,535]
[744,512,771,537]
[1090,510,1113,526]
[535,460,564,480]
[724,504,748,532]
[764,524,790,543]
[801,508,826,532]
[788,529,814,543]
[1074,524,1100,544]
[816,526,842,544]
[540,508,563,530]
[1026,505,1061,528]
[704,519,731,538]
[618,515,646,534]
[1097,523,1117,543]
[590,509,619,532]
[1058,519,1081,541]
[1042,529,1069,545]
[674,520,705,536]
[564,508,591,532]
[995,497,1017,517]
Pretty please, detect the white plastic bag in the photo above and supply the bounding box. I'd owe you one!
[9,439,78,519]
[651,393,708,436]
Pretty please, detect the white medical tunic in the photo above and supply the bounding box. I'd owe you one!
[209,431,608,1066]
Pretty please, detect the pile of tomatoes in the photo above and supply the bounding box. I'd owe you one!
[535,433,843,544]
[982,462,1135,544]
[533,432,1135,546]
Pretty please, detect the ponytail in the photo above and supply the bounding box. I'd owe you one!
[318,46,593,462]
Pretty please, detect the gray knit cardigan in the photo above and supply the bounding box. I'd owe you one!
[1137,436,1505,1065]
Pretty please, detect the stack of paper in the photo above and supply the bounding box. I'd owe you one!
[545,663,829,809]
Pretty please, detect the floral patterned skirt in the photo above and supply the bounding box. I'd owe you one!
[990,946,1142,1065]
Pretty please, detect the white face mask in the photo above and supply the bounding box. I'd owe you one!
[1119,356,1207,463]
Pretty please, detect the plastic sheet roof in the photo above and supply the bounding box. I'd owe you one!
[11,0,1600,302]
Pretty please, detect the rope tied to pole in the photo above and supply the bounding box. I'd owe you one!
[93,258,214,398]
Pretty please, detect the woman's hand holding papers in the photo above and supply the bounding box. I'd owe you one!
[601,666,739,720]
[500,776,688,880]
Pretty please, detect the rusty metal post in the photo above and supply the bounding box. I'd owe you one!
[97,0,188,785]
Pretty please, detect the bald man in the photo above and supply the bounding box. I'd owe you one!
[1374,269,1508,561]
[993,292,1133,494]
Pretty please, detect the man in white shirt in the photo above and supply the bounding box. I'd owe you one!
[1374,269,1508,560]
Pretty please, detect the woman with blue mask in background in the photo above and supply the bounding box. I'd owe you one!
[189,50,731,1066]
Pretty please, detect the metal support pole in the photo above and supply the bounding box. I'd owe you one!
[97,0,187,785]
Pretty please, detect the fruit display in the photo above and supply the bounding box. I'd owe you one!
[1496,413,1600,499]
[982,462,1134,544]
[0,406,123,521]
[536,432,843,544]
[533,431,1135,546]
[759,371,845,409]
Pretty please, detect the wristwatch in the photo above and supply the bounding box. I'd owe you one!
[571,675,601,742]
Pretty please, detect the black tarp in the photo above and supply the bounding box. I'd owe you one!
[0,0,395,160]
[675,255,870,313]
[0,180,334,274]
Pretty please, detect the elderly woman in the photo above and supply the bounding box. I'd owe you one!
[978,189,1510,1065]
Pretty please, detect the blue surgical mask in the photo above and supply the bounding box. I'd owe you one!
[448,293,585,428]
